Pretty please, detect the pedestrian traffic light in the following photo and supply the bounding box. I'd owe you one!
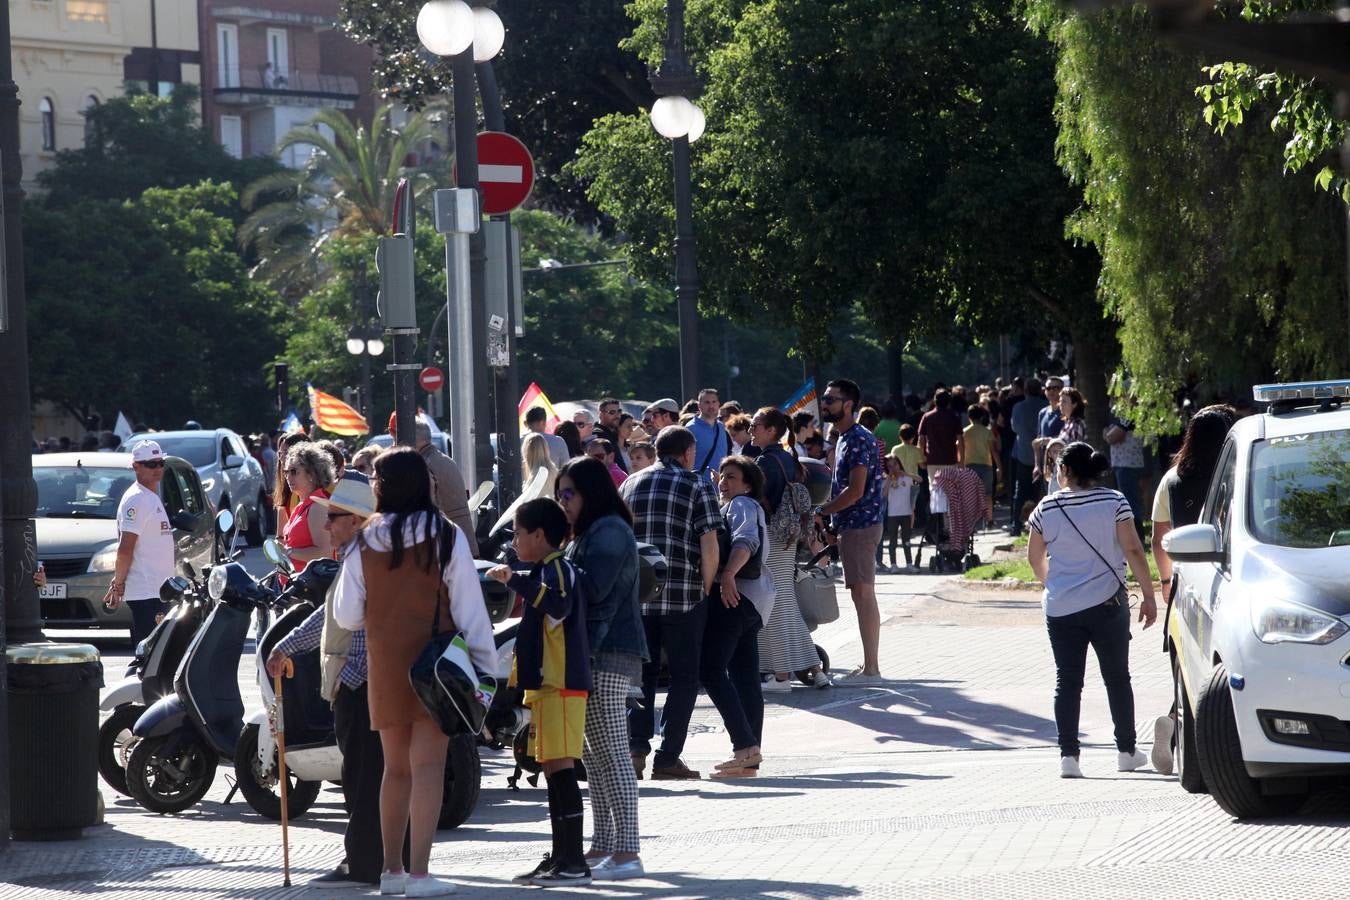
[375,235,416,330]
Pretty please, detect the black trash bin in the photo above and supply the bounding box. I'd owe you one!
[6,643,103,841]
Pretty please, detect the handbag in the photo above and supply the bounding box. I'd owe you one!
[794,548,839,627]
[409,581,498,737]
[717,515,765,582]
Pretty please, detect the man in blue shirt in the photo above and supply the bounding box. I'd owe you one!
[687,388,728,482]
[1008,378,1045,537]
[1037,376,1065,449]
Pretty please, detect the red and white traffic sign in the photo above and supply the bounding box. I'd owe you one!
[419,367,445,392]
[472,131,534,215]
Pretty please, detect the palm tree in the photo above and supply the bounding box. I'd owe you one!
[239,103,446,295]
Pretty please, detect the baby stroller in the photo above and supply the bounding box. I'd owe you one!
[790,546,839,683]
[916,467,984,574]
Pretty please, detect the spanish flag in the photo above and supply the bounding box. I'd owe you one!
[306,383,369,436]
[518,382,562,434]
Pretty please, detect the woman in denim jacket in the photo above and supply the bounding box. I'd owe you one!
[556,457,649,881]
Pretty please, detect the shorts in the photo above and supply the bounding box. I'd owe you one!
[969,463,994,498]
[838,524,883,587]
[524,688,588,763]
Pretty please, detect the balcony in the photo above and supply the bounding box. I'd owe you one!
[214,68,358,110]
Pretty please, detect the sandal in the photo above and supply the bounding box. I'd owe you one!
[710,766,759,779]
[715,750,762,770]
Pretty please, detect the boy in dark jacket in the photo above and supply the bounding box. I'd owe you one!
[488,498,592,887]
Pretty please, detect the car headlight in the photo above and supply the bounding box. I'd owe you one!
[1251,597,1349,645]
[208,566,228,600]
[88,543,120,573]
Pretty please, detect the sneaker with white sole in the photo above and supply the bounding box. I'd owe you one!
[512,855,554,885]
[592,857,645,881]
[1151,716,1176,776]
[1118,749,1149,772]
[405,875,457,897]
[811,670,832,689]
[1060,756,1083,778]
[761,676,792,693]
[380,871,408,895]
[531,863,592,887]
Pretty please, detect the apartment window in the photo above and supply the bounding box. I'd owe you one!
[220,116,242,159]
[266,29,289,86]
[40,98,56,151]
[83,95,100,146]
[217,24,239,88]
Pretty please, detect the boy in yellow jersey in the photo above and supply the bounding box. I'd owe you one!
[488,498,592,887]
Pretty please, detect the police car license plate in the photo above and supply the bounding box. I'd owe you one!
[39,582,67,600]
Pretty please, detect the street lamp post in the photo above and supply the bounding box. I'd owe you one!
[346,263,384,421]
[649,0,706,404]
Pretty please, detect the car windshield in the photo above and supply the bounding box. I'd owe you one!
[137,436,216,467]
[1248,429,1350,548]
[34,465,137,519]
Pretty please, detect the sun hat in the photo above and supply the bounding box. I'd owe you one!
[312,477,376,518]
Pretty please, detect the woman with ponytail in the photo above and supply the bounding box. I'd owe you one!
[1026,442,1157,780]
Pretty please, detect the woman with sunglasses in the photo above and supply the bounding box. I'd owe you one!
[272,431,310,527]
[282,441,335,573]
[554,457,648,880]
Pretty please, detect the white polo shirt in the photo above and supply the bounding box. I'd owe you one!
[116,481,175,601]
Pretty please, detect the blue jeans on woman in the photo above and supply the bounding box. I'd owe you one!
[700,585,764,751]
[1046,597,1137,758]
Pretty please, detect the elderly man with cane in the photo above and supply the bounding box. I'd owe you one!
[266,476,406,886]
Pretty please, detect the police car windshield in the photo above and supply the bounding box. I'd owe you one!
[1248,430,1350,548]
[34,466,136,519]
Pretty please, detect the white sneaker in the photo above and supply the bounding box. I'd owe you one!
[761,676,792,693]
[1118,749,1148,772]
[1151,716,1175,776]
[1060,756,1083,778]
[811,670,832,689]
[405,875,457,897]
[380,871,408,895]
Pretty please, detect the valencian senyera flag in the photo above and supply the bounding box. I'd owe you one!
[307,383,369,436]
[782,378,819,422]
[518,382,563,434]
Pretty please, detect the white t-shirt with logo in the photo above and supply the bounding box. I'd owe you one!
[886,475,916,517]
[117,482,175,601]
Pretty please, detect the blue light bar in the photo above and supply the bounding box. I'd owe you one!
[1253,379,1350,403]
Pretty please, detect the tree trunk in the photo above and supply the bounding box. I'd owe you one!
[1068,325,1112,453]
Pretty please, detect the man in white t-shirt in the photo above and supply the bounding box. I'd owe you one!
[103,440,177,645]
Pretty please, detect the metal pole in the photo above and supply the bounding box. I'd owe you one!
[452,49,494,495]
[447,232,476,488]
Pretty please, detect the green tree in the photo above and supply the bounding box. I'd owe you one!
[26,182,282,429]
[37,85,279,221]
[1024,3,1348,431]
[239,104,444,295]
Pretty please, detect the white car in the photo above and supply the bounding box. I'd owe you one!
[1165,379,1350,818]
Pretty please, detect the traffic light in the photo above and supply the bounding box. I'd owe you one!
[375,235,416,330]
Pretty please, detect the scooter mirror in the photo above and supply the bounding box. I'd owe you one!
[215,509,235,535]
[262,537,294,575]
[181,561,197,579]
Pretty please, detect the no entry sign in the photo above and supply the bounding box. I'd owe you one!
[419,366,445,392]
[472,131,534,215]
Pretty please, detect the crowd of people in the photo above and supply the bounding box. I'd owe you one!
[84,369,1244,892]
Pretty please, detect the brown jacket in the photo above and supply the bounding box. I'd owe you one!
[419,443,479,556]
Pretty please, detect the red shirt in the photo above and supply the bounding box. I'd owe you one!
[283,488,329,573]
[917,409,962,466]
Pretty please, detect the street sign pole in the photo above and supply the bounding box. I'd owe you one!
[435,188,480,493]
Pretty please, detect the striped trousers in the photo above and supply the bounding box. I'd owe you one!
[583,670,640,854]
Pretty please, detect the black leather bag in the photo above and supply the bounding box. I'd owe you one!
[408,583,497,737]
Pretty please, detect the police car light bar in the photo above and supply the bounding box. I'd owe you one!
[1253,379,1350,403]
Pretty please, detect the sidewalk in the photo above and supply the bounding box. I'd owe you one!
[4,527,1349,898]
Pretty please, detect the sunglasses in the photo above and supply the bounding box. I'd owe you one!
[820,395,842,405]
[558,488,577,503]
[326,511,353,522]
[138,459,165,469]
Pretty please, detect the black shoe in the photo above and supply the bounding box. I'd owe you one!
[310,865,376,887]
[531,862,592,887]
[512,854,554,885]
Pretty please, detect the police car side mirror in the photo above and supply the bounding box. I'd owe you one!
[1162,523,1224,564]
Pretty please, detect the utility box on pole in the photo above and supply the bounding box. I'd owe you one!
[375,235,417,331]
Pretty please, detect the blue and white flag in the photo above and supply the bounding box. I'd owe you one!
[280,410,304,434]
[782,378,819,422]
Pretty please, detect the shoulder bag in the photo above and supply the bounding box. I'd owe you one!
[1051,494,1130,606]
[766,453,812,548]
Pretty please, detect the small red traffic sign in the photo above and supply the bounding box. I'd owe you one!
[419,367,445,392]
[472,131,534,215]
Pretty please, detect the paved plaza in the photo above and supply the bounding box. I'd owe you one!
[3,533,1348,898]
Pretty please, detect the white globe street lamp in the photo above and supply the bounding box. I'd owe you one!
[416,0,474,56]
[686,103,706,143]
[365,337,386,356]
[472,7,505,62]
[650,95,697,139]
[346,336,365,356]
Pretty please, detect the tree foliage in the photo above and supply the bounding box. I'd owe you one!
[1024,3,1348,432]
[26,182,282,429]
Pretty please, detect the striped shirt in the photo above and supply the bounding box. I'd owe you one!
[1029,487,1134,618]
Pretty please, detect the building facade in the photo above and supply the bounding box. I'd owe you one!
[197,0,373,165]
[10,0,200,188]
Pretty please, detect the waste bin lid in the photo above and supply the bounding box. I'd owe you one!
[5,642,100,664]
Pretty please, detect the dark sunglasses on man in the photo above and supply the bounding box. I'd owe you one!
[137,459,165,469]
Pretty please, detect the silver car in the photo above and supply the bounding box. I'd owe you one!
[33,452,216,629]
[122,429,268,546]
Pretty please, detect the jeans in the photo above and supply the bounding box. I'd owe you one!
[1113,466,1145,541]
[630,601,708,766]
[880,516,913,567]
[128,597,168,647]
[699,587,764,752]
[334,682,406,881]
[1046,598,1137,758]
[1009,460,1036,535]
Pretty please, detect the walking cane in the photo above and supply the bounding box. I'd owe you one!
[272,658,295,887]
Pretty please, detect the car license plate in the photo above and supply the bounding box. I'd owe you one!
[38,582,67,600]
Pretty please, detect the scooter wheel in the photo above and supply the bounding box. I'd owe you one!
[97,704,145,797]
[126,734,218,814]
[234,723,322,821]
[439,733,481,830]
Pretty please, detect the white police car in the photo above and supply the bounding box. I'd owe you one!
[1165,380,1350,818]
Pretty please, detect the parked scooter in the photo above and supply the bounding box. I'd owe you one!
[98,509,238,797]
[125,544,284,813]
[233,539,516,829]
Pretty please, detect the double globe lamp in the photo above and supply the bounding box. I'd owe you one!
[649,95,705,143]
[416,0,505,61]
